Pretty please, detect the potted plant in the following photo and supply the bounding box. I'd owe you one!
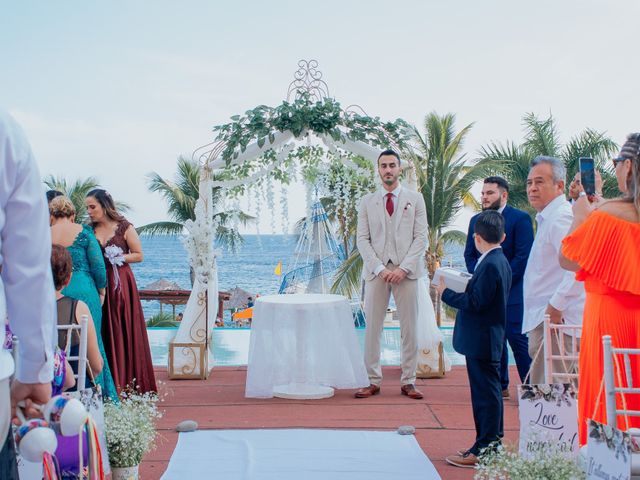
[104,390,162,480]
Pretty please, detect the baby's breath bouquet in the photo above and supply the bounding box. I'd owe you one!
[104,389,162,468]
[474,441,585,480]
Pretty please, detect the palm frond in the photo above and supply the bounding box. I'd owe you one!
[145,155,250,250]
[214,224,244,253]
[441,229,467,246]
[522,112,561,157]
[562,129,618,179]
[145,312,179,327]
[136,221,185,236]
[331,248,363,298]
[43,174,102,223]
[477,112,617,218]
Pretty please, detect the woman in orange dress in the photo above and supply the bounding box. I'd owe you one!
[560,133,640,445]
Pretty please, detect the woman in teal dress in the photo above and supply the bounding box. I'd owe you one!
[49,196,118,400]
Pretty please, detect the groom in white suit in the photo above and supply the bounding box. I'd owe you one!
[355,149,428,400]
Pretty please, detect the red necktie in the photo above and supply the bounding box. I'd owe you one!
[386,193,394,216]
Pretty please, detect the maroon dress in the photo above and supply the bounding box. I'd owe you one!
[100,220,157,393]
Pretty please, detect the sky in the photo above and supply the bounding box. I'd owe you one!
[1,0,637,234]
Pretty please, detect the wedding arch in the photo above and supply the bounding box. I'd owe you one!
[168,60,414,378]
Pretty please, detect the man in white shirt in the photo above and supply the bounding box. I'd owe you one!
[355,149,428,400]
[0,110,56,478]
[522,156,585,384]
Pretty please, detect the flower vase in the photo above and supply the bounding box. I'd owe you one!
[111,465,139,480]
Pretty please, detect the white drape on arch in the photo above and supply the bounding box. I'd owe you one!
[171,174,218,374]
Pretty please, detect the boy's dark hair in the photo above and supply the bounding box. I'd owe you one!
[474,210,505,244]
[484,176,509,193]
[377,149,401,165]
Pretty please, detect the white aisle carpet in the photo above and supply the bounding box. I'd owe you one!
[161,429,441,480]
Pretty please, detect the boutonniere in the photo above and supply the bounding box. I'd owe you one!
[403,202,412,212]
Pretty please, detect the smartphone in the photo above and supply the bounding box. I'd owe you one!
[579,157,596,197]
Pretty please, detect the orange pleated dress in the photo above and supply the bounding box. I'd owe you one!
[561,210,640,445]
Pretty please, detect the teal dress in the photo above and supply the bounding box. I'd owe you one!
[62,224,118,400]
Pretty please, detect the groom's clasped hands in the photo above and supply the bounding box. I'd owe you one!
[380,268,407,284]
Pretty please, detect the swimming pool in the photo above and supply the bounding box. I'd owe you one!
[148,327,515,367]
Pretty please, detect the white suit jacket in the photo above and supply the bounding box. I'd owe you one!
[356,187,428,281]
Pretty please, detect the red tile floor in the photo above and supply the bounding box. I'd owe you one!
[141,366,521,480]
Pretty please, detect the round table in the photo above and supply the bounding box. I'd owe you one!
[244,293,369,399]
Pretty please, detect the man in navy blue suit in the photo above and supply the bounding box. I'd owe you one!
[438,210,512,468]
[464,176,533,398]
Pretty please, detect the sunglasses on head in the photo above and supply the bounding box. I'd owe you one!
[612,156,629,167]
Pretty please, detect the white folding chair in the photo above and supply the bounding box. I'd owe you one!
[57,314,89,390]
[603,334,640,477]
[543,314,581,385]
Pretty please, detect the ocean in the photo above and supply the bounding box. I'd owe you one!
[132,234,465,319]
[134,235,478,367]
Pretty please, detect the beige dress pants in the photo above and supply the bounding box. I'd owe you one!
[363,264,419,386]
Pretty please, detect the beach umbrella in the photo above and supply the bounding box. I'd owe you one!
[223,286,255,310]
[143,278,185,316]
[144,278,183,291]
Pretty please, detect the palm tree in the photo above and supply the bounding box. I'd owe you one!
[410,112,490,277]
[476,113,618,214]
[409,113,496,325]
[138,156,252,253]
[43,175,130,223]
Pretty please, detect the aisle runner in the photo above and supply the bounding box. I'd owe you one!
[161,429,441,480]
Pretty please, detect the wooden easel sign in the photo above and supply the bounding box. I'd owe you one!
[586,420,631,480]
[517,383,578,459]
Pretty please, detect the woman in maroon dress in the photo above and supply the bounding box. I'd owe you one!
[85,189,157,393]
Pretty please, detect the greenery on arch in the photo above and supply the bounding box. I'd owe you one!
[212,93,411,168]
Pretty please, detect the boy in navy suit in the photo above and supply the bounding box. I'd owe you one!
[437,210,512,468]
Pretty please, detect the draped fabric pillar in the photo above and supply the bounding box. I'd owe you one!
[168,169,217,378]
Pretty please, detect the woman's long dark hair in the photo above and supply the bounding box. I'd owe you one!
[86,188,126,223]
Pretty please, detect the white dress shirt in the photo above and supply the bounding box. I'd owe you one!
[0,110,56,384]
[475,245,502,268]
[381,184,401,213]
[522,194,585,334]
[373,185,402,276]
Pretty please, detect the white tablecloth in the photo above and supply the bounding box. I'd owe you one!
[245,294,369,398]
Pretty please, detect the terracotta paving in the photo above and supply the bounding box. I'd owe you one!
[141,365,522,480]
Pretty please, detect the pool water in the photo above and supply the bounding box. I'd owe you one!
[148,327,516,367]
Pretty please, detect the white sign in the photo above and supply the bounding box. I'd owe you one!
[517,384,578,458]
[586,420,631,480]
